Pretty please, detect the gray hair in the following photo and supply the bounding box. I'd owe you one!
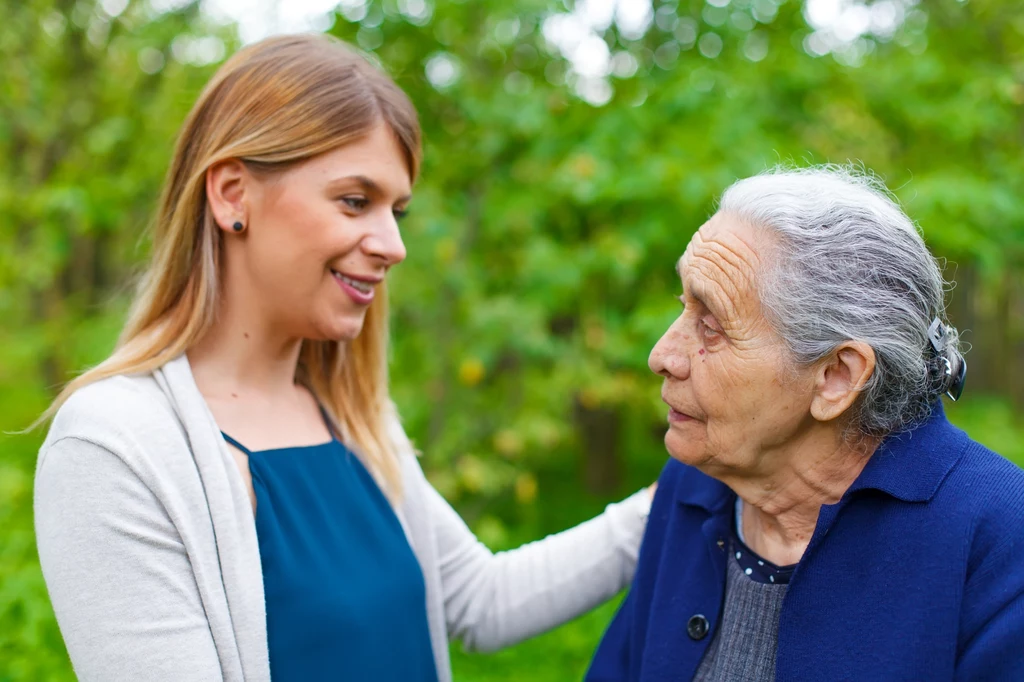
[718,164,965,438]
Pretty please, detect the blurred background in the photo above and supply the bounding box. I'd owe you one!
[2,0,1022,679]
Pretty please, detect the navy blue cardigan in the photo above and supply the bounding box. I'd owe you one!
[588,404,1024,681]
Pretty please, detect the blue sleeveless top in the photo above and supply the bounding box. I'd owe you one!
[222,426,437,681]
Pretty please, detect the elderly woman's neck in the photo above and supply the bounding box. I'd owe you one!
[733,434,878,566]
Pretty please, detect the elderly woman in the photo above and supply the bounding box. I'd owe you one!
[588,166,1024,681]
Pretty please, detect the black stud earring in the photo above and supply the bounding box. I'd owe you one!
[232,221,244,232]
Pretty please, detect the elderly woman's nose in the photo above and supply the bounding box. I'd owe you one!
[649,322,691,379]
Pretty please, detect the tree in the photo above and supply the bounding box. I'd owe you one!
[2,0,1022,678]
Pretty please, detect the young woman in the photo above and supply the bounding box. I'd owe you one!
[33,34,653,682]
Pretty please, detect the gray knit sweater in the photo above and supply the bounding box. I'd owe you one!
[34,354,650,682]
[693,550,787,681]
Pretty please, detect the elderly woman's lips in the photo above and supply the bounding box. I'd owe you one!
[668,407,695,423]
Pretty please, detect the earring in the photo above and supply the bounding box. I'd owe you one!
[232,221,244,232]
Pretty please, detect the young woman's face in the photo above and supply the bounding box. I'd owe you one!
[237,122,411,342]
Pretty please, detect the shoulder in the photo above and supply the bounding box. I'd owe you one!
[940,439,1024,571]
[872,410,1024,552]
[931,437,1024,649]
[384,407,437,521]
[924,432,1024,637]
[47,374,176,442]
[938,437,1024,528]
[41,373,182,474]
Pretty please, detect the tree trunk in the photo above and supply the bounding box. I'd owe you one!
[573,395,622,496]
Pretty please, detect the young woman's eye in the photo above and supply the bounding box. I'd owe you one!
[341,197,368,210]
[392,207,408,221]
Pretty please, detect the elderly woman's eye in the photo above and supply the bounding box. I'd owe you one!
[700,317,722,339]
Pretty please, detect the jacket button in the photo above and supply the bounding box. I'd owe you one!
[687,614,710,641]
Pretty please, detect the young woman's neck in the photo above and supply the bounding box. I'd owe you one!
[187,295,303,400]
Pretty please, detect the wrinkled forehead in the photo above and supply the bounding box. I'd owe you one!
[679,214,765,279]
[676,213,769,316]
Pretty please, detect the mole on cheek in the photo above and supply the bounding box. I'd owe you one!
[698,349,705,356]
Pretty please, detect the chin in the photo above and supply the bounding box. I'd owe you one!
[664,428,708,466]
[314,315,367,343]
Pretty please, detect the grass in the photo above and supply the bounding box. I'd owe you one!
[449,599,621,682]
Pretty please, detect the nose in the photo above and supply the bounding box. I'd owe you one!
[649,316,692,380]
[363,210,407,266]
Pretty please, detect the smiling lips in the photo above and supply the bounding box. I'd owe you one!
[331,269,380,305]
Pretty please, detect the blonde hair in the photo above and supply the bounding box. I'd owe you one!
[40,33,421,498]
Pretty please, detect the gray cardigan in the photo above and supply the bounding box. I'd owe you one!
[34,354,650,681]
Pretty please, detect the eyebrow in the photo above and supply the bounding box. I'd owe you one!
[675,260,699,304]
[327,174,412,203]
[680,275,717,317]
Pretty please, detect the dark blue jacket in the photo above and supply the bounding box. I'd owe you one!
[588,404,1024,681]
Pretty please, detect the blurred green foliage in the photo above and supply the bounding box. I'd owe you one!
[2,0,1023,679]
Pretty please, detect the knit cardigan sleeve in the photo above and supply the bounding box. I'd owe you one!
[425,476,651,652]
[34,436,224,682]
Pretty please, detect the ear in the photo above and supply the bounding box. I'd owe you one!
[206,159,249,234]
[809,341,876,423]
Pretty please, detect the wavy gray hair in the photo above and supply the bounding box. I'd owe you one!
[719,165,965,438]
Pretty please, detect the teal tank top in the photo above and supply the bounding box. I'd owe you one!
[222,422,437,681]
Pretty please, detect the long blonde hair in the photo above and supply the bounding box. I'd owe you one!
[41,34,421,498]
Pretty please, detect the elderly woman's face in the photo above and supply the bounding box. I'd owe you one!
[649,213,816,476]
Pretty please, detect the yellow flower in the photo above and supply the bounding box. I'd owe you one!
[458,357,485,386]
[570,153,597,179]
[494,429,524,458]
[514,472,538,504]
